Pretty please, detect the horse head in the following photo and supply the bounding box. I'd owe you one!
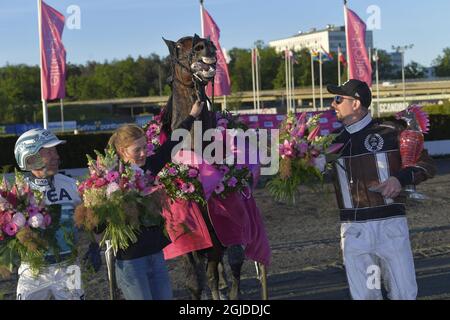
[162,34,217,141]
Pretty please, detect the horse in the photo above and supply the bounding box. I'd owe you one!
[161,34,237,300]
[161,35,270,301]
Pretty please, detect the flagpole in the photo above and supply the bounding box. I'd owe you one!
[375,49,380,117]
[287,50,292,113]
[255,48,259,113]
[60,99,64,132]
[37,0,48,129]
[285,48,289,114]
[338,45,342,85]
[200,0,205,37]
[256,49,261,112]
[310,51,316,111]
[319,52,323,110]
[291,54,295,114]
[344,0,350,79]
[252,49,257,112]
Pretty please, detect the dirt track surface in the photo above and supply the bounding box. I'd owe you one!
[1,159,450,300]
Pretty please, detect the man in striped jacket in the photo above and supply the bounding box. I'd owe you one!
[327,79,436,300]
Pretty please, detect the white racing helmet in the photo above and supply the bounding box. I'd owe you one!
[14,128,66,171]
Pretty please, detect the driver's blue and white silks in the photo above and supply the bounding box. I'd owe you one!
[17,173,84,300]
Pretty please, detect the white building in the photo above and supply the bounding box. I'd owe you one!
[268,25,373,55]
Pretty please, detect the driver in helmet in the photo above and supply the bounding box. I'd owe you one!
[13,128,100,300]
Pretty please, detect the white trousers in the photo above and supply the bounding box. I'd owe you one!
[16,263,84,300]
[340,217,417,300]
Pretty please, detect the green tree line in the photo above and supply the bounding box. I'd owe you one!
[1,44,450,124]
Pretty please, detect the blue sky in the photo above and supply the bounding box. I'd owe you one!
[1,0,449,67]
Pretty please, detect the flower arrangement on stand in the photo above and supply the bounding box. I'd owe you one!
[267,112,343,204]
[0,171,62,276]
[75,148,165,253]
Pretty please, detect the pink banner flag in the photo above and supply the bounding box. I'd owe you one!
[40,1,66,100]
[202,7,231,97]
[345,6,372,87]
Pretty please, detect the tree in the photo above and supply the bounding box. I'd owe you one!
[404,61,426,79]
[434,47,450,77]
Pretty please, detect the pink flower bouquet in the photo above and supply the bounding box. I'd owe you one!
[76,148,165,252]
[0,171,60,276]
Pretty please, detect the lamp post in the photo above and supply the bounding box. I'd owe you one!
[392,44,414,106]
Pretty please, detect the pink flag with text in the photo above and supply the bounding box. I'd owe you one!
[345,6,372,87]
[202,7,231,97]
[40,1,66,100]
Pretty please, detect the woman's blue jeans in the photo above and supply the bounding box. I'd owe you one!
[115,251,173,300]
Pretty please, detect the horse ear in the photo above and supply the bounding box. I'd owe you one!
[163,37,176,57]
[193,33,201,45]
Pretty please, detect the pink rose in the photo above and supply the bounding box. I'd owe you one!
[106,171,119,183]
[27,206,40,216]
[215,183,225,194]
[188,168,199,178]
[3,223,18,236]
[181,183,196,194]
[94,178,107,188]
[0,211,12,225]
[168,167,178,176]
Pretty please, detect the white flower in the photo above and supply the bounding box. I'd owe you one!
[313,154,327,173]
[12,212,26,228]
[29,213,44,228]
[106,182,120,197]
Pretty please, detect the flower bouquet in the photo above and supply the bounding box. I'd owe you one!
[213,164,252,199]
[144,116,208,207]
[267,112,342,204]
[0,171,62,276]
[156,163,207,206]
[75,147,165,253]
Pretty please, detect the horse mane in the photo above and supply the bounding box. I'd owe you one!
[161,95,173,135]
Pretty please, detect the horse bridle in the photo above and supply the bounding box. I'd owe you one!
[169,37,216,107]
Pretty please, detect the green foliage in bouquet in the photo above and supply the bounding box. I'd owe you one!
[267,112,340,205]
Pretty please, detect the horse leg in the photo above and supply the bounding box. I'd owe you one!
[227,245,245,300]
[218,261,230,300]
[181,252,206,300]
[205,259,221,300]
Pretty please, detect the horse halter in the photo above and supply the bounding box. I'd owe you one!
[169,35,217,106]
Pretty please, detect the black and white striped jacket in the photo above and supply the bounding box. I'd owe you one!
[331,113,436,223]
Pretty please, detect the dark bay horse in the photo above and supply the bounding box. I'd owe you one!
[161,35,244,300]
